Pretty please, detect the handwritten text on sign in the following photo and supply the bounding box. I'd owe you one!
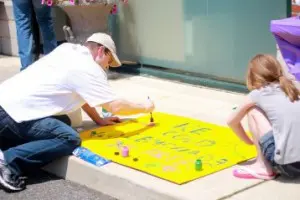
[80,112,256,184]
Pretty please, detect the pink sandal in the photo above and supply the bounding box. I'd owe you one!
[233,166,276,180]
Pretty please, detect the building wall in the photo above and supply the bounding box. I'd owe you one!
[0,1,289,84]
[115,0,287,83]
[0,0,18,56]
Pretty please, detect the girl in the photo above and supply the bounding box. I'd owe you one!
[227,54,300,180]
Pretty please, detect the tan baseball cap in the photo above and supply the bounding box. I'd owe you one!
[86,32,121,67]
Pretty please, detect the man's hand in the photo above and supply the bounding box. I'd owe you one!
[144,99,155,113]
[97,116,121,126]
[102,97,155,116]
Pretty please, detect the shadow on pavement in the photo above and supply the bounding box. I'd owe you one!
[26,169,61,186]
[276,176,300,184]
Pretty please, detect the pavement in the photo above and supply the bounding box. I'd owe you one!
[0,170,116,200]
[1,55,300,200]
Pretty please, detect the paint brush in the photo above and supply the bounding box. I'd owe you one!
[147,96,154,122]
[147,96,155,126]
[150,112,154,122]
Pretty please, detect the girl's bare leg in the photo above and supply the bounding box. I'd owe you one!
[245,107,274,175]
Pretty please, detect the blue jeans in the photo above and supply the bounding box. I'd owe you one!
[12,0,57,70]
[260,131,300,178]
[0,106,81,176]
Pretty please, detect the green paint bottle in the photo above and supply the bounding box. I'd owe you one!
[195,159,202,171]
[91,131,97,137]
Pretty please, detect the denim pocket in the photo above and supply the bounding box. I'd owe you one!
[0,124,25,141]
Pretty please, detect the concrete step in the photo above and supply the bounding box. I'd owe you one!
[44,156,178,200]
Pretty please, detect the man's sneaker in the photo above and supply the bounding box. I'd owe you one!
[0,160,26,192]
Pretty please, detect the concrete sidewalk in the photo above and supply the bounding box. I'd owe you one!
[1,55,300,200]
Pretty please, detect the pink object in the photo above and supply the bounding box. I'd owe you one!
[148,122,155,127]
[41,0,45,5]
[110,4,118,15]
[233,167,276,180]
[70,0,75,5]
[46,0,53,6]
[121,146,129,157]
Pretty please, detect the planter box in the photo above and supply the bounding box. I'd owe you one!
[60,4,113,43]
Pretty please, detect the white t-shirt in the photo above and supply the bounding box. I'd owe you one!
[0,43,117,123]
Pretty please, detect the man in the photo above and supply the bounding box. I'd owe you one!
[12,0,57,70]
[0,33,154,192]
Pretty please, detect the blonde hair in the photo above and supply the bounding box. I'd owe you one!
[246,54,300,102]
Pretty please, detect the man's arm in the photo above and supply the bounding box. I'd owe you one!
[82,103,120,125]
[102,98,154,116]
[82,103,103,125]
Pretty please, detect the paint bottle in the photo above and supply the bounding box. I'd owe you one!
[195,159,202,171]
[90,131,97,136]
[121,146,129,157]
[47,0,53,6]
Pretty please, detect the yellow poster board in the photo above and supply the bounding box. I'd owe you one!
[80,112,256,184]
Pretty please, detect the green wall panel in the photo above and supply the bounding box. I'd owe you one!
[116,0,287,83]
